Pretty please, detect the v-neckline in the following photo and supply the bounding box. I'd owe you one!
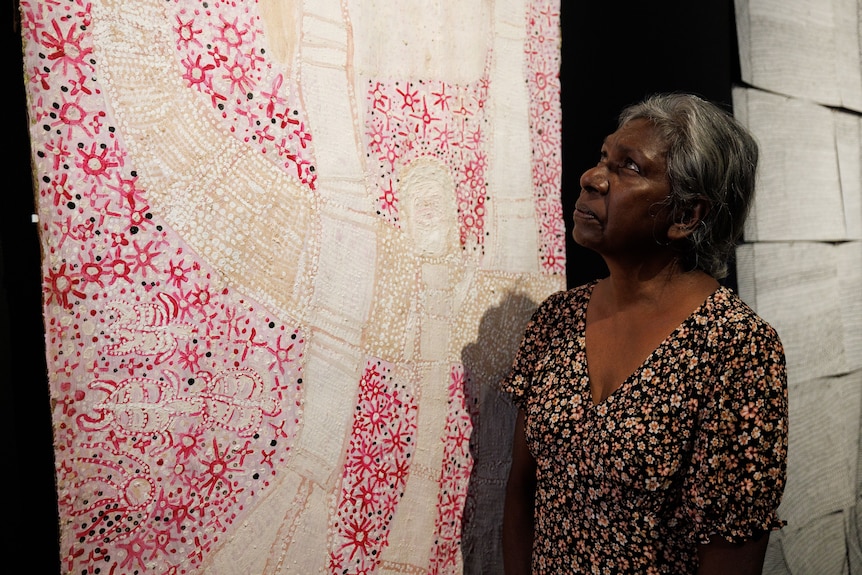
[582,281,723,408]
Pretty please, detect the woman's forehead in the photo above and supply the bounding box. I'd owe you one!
[604,119,669,160]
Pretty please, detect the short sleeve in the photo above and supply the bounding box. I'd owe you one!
[683,314,788,544]
[500,290,566,410]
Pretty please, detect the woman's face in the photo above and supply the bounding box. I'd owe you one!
[572,118,674,259]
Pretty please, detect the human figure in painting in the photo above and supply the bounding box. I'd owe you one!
[373,155,474,571]
[503,93,788,574]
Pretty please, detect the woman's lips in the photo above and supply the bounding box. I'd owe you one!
[574,204,598,221]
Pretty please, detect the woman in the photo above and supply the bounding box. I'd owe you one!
[502,93,787,574]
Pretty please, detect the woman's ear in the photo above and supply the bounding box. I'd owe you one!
[667,197,710,242]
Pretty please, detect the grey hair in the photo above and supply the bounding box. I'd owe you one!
[618,93,759,279]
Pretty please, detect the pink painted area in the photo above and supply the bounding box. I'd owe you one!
[526,1,564,274]
[363,72,491,254]
[167,0,318,189]
[21,0,563,572]
[23,1,306,573]
[329,359,418,573]
[427,364,475,574]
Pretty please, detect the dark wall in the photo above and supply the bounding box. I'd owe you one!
[561,0,739,288]
[5,2,737,572]
[5,1,60,571]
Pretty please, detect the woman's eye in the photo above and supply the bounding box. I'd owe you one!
[623,159,640,173]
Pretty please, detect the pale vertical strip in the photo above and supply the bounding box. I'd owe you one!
[732,88,758,242]
[836,112,862,240]
[838,241,862,373]
[298,9,369,203]
[834,0,862,111]
[485,0,538,273]
[734,0,754,89]
[761,534,792,575]
[202,473,312,575]
[205,0,381,570]
[850,505,862,575]
[841,372,862,506]
[269,1,377,572]
[734,243,757,308]
[269,482,332,575]
[855,373,862,573]
[378,364,450,573]
[734,2,862,573]
[307,208,377,344]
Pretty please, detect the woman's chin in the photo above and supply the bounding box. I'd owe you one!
[571,228,600,251]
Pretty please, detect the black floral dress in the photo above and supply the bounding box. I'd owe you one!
[503,282,788,574]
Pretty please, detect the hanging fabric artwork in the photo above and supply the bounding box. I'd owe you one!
[19,0,564,573]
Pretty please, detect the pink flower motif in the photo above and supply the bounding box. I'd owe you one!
[40,18,94,77]
[44,263,86,309]
[395,85,419,112]
[181,53,215,92]
[175,14,202,49]
[166,259,191,288]
[76,142,119,183]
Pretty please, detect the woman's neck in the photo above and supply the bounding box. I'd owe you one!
[597,258,718,311]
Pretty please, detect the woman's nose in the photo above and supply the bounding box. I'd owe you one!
[579,165,609,195]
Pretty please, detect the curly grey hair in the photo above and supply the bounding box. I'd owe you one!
[618,93,759,279]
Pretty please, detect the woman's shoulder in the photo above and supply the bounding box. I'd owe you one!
[541,280,596,307]
[529,281,595,323]
[703,285,784,349]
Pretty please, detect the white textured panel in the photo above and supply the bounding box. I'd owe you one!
[781,512,849,574]
[300,9,368,188]
[485,2,538,273]
[733,88,846,242]
[779,374,860,528]
[838,242,862,372]
[734,0,862,111]
[834,0,862,111]
[486,198,540,272]
[735,242,845,383]
[349,0,492,82]
[309,209,378,341]
[851,505,862,575]
[762,533,791,575]
[842,370,862,496]
[835,112,862,240]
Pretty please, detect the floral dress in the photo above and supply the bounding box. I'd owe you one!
[502,282,788,574]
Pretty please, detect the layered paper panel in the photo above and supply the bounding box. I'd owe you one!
[734,0,862,111]
[838,241,862,373]
[781,512,849,575]
[836,112,862,239]
[733,88,856,242]
[851,505,862,573]
[778,372,862,528]
[761,535,791,575]
[736,241,862,382]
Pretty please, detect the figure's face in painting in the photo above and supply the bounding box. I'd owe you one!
[400,158,458,258]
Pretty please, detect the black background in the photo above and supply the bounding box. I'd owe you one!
[4,1,737,572]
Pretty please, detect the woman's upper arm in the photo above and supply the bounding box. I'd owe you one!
[684,318,788,544]
[507,409,536,491]
[503,409,537,575]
